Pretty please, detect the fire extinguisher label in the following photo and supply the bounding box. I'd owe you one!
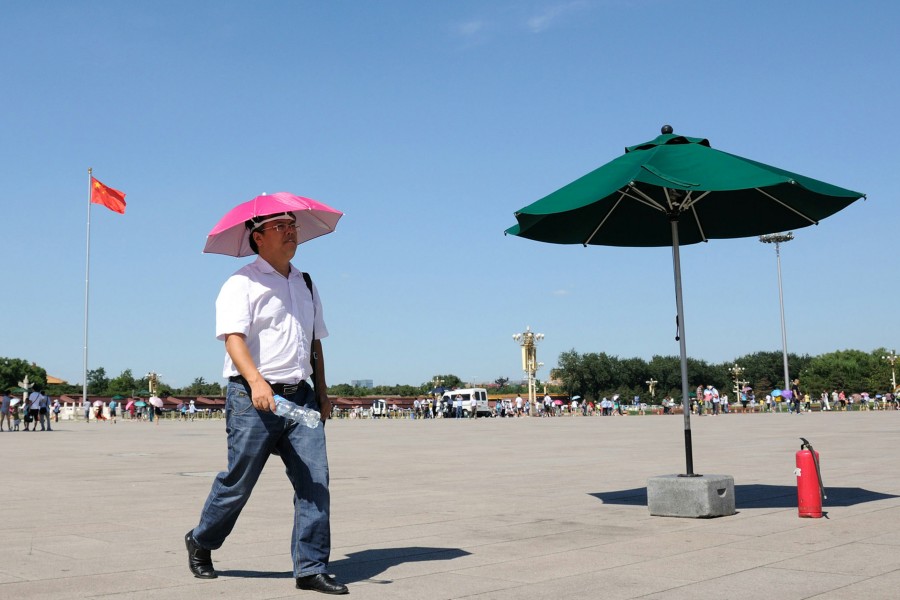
[793,467,801,477]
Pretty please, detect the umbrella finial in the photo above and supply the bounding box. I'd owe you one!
[661,124,673,134]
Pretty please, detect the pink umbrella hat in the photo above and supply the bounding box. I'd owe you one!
[203,192,343,257]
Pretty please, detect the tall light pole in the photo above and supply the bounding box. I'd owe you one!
[513,326,544,415]
[760,232,794,391]
[883,350,898,392]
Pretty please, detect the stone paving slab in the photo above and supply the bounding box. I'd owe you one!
[1,411,898,599]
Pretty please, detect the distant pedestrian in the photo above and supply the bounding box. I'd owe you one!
[0,391,11,431]
[27,388,43,431]
[39,391,52,431]
[790,379,802,415]
[52,399,61,422]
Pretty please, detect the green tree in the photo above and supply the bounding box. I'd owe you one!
[731,351,812,394]
[799,349,888,395]
[86,367,109,395]
[420,374,463,392]
[107,369,138,396]
[0,357,47,391]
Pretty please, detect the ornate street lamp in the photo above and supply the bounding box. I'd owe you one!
[645,378,658,400]
[760,231,794,391]
[146,372,161,396]
[882,350,898,392]
[431,376,444,400]
[729,364,745,411]
[513,326,544,415]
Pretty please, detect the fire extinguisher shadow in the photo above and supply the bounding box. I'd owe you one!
[735,484,899,509]
[589,485,898,510]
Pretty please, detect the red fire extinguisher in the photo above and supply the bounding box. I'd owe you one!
[795,437,826,518]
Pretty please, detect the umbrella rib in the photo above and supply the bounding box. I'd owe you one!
[754,188,819,225]
[685,191,711,242]
[627,185,668,212]
[680,190,710,212]
[690,204,708,242]
[583,192,625,246]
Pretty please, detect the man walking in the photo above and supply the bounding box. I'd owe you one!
[185,212,347,594]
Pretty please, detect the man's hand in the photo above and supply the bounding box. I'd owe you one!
[250,380,276,413]
[319,394,332,421]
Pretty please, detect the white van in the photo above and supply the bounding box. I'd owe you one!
[441,388,490,417]
[372,399,388,418]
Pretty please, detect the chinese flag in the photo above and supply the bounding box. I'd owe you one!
[90,176,127,214]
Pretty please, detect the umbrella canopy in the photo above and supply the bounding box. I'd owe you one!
[507,128,863,246]
[203,192,343,257]
[149,396,164,408]
[126,399,135,410]
[135,401,147,407]
[112,394,125,400]
[92,400,103,407]
[507,126,864,476]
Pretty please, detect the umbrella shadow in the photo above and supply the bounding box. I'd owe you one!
[218,546,470,584]
[589,484,899,509]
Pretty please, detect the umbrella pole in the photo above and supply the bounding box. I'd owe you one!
[670,219,696,476]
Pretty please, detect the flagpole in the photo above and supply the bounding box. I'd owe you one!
[83,168,93,407]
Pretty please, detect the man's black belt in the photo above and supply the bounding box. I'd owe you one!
[229,375,308,397]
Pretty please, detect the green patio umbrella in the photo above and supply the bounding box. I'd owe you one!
[507,126,865,476]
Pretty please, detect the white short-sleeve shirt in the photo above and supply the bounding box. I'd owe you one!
[216,256,328,383]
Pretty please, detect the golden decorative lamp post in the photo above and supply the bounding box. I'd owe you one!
[513,326,544,415]
[146,372,160,396]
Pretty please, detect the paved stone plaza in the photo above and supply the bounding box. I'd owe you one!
[3,411,899,599]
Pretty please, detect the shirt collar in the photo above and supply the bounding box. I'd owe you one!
[252,256,300,279]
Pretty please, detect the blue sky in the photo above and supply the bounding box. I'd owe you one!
[3,1,897,389]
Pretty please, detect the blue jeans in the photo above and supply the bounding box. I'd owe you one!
[192,381,331,577]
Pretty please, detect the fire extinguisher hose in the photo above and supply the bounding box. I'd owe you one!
[799,437,827,501]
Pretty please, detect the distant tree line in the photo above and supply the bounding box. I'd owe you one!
[554,348,896,404]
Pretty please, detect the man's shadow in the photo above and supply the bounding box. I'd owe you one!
[219,546,470,583]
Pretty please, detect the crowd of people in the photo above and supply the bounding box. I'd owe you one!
[0,390,216,429]
[0,387,60,431]
[334,384,900,420]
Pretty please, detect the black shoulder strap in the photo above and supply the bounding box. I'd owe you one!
[301,272,316,339]
[302,273,319,383]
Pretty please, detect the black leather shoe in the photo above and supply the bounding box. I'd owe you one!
[295,573,348,595]
[185,531,217,579]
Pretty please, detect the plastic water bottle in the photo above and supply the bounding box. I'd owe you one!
[273,395,321,429]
